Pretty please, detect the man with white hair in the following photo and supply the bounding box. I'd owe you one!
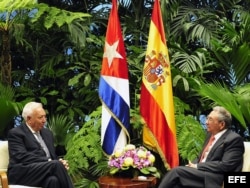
[159,106,245,188]
[7,102,74,188]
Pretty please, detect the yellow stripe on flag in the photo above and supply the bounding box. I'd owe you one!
[140,0,179,169]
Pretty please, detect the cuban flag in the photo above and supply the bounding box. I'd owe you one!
[98,0,130,155]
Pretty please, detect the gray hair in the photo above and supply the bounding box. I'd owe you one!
[22,102,43,121]
[213,106,232,127]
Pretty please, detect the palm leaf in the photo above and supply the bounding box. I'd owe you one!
[172,50,205,73]
[46,114,75,147]
[197,81,247,129]
[0,0,36,11]
[234,84,250,125]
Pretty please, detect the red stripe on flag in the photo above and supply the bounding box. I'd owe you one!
[151,0,166,44]
[140,0,179,169]
[140,83,179,168]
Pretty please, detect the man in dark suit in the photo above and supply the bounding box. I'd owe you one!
[158,106,245,188]
[7,102,74,188]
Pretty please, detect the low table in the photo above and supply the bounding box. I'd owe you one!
[98,176,157,188]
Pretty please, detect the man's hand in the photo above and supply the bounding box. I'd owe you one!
[185,160,197,169]
[59,158,69,170]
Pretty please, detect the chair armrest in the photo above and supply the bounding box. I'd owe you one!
[0,171,9,188]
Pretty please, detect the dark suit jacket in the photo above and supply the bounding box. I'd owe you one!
[195,129,244,187]
[7,123,58,180]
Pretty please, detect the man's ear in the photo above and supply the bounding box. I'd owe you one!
[220,121,226,130]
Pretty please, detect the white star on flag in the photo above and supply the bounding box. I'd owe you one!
[103,40,123,67]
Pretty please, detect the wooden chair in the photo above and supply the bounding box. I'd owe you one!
[0,141,41,188]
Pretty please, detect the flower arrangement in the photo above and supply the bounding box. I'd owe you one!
[108,144,160,178]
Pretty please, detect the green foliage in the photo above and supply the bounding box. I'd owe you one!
[172,50,206,74]
[140,166,160,178]
[74,178,99,188]
[0,0,249,184]
[0,82,15,100]
[64,107,107,187]
[211,39,250,86]
[0,0,36,12]
[30,3,92,48]
[31,3,91,29]
[46,114,75,147]
[176,114,206,161]
[0,83,25,138]
[197,81,250,130]
[174,97,206,162]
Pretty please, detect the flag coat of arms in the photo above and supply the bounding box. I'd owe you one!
[140,0,179,169]
[99,0,130,155]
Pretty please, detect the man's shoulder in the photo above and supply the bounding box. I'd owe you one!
[9,125,20,132]
[8,124,28,136]
[227,129,243,138]
[224,130,244,145]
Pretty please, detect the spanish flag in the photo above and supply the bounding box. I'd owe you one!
[99,0,130,155]
[140,0,179,169]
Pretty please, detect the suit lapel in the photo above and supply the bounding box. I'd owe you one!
[212,130,230,149]
[207,129,231,158]
[22,124,55,158]
[21,124,41,147]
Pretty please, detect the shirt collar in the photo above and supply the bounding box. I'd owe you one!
[26,123,38,134]
[214,129,227,141]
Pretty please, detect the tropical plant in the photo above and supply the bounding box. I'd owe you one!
[64,107,107,188]
[165,0,250,116]
[46,114,75,156]
[0,0,37,85]
[176,114,206,162]
[197,81,250,139]
[0,0,91,86]
[174,96,206,163]
[0,0,94,126]
[0,83,26,139]
[1,0,249,185]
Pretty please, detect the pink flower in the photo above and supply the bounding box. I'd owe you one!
[108,144,159,177]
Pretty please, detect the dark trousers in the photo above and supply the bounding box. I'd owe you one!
[8,160,74,188]
[158,166,223,188]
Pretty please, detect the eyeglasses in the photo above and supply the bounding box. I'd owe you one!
[206,116,224,124]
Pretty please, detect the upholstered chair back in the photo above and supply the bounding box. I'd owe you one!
[0,141,42,188]
[242,142,250,172]
[0,141,9,172]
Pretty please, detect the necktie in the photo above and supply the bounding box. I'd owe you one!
[199,135,215,162]
[34,132,51,158]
